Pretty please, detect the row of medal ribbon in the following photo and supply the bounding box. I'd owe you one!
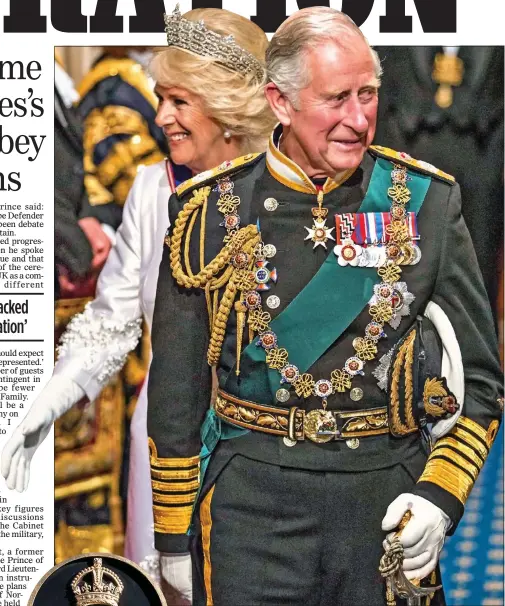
[334,211,421,268]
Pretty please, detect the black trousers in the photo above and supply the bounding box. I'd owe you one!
[191,454,445,606]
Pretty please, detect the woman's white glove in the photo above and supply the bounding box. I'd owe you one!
[160,553,192,605]
[1,375,85,492]
[382,493,451,580]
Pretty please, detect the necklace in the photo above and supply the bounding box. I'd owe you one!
[240,163,416,443]
[304,189,335,249]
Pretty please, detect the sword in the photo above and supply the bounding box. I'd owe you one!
[379,512,441,606]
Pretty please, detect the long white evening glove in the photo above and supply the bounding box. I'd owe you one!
[1,375,85,492]
[382,493,451,580]
[160,553,192,605]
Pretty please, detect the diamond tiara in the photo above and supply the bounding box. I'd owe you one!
[164,4,265,81]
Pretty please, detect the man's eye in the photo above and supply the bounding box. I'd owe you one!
[330,93,346,104]
[359,89,376,102]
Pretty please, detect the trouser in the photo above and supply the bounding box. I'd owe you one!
[191,454,445,606]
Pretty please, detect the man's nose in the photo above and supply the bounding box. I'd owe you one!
[344,98,369,133]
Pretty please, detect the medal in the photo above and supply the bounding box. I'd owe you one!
[304,189,335,249]
[237,162,418,410]
[333,239,363,266]
[305,218,335,249]
[254,260,278,291]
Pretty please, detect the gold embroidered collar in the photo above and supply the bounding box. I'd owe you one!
[266,125,356,195]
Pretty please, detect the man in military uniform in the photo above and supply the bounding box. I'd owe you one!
[55,55,122,298]
[147,8,503,605]
[77,47,169,208]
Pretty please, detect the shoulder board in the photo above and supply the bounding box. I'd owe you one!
[176,153,264,197]
[77,57,157,109]
[369,145,455,185]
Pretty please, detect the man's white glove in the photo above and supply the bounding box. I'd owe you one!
[382,493,451,581]
[160,553,192,605]
[1,375,85,492]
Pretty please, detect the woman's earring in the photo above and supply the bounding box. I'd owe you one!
[224,130,232,140]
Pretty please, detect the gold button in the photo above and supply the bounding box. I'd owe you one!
[350,387,363,402]
[346,438,360,449]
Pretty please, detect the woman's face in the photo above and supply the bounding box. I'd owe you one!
[155,84,237,174]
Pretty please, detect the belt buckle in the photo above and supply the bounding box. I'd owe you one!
[304,409,342,443]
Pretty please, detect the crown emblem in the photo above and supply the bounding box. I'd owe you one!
[71,558,124,606]
[163,4,265,81]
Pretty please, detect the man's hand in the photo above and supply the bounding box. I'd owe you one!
[382,493,451,580]
[160,553,192,605]
[1,376,85,492]
[78,217,112,272]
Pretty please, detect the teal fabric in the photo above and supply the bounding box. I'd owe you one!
[189,409,248,534]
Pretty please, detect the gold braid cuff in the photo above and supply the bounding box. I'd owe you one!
[149,438,200,534]
[417,416,499,504]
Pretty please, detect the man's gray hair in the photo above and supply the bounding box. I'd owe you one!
[266,7,382,106]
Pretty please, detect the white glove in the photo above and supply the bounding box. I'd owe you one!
[1,375,85,492]
[382,493,451,581]
[160,553,192,604]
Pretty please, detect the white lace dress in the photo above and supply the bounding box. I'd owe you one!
[55,160,174,581]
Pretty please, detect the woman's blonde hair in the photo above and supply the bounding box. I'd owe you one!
[150,8,276,154]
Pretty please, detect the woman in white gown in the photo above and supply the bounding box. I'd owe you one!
[1,6,275,601]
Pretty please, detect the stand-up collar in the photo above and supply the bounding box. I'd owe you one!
[266,125,356,194]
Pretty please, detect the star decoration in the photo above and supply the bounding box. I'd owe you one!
[389,281,415,329]
[368,281,415,330]
[304,218,335,249]
[372,348,394,391]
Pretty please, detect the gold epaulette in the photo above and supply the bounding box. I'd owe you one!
[77,57,157,109]
[176,153,263,197]
[370,145,455,185]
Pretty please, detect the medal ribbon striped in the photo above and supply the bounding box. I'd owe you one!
[336,211,420,245]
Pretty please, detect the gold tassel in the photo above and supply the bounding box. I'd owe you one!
[235,300,247,376]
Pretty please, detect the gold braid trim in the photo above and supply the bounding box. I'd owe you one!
[168,186,260,366]
[390,330,418,435]
[486,420,500,449]
[417,457,475,504]
[153,505,193,534]
[432,436,485,470]
[208,277,237,366]
[456,416,489,443]
[77,57,157,108]
[148,438,199,468]
[152,479,200,493]
[404,331,416,429]
[207,231,261,366]
[169,187,259,289]
[417,417,499,504]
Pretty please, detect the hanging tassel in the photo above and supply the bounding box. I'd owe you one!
[235,300,247,376]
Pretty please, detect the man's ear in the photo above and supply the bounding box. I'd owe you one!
[264,82,294,127]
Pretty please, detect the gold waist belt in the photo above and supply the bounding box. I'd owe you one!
[215,390,390,445]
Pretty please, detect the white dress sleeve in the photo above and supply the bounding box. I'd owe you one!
[54,164,162,401]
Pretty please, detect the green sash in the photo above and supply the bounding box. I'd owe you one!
[236,157,432,401]
[194,158,432,524]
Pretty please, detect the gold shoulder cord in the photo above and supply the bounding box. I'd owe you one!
[169,186,260,367]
